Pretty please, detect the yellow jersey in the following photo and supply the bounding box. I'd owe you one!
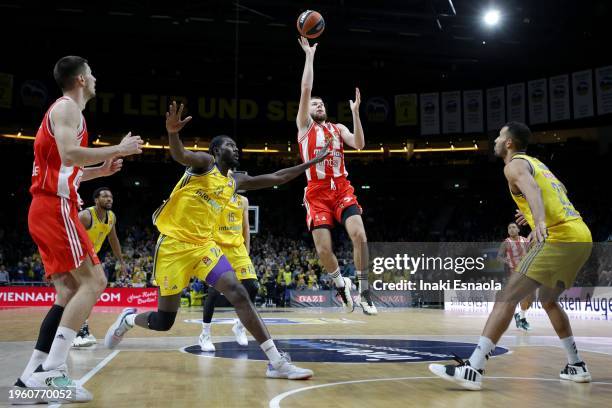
[214,193,246,247]
[153,165,236,245]
[510,154,581,229]
[85,207,115,253]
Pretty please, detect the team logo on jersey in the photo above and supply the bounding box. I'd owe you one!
[201,256,212,266]
[183,338,509,363]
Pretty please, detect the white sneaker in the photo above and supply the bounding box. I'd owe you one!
[104,307,136,349]
[335,277,354,311]
[71,335,95,348]
[357,288,378,316]
[560,362,592,383]
[199,331,215,352]
[232,320,248,346]
[266,353,313,380]
[86,333,97,344]
[24,364,93,403]
[429,357,483,391]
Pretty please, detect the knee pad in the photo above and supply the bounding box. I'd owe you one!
[147,310,177,331]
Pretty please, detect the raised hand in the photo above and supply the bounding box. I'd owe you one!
[349,87,361,113]
[298,36,318,58]
[117,132,143,156]
[166,101,193,134]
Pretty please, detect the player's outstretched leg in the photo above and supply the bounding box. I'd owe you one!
[212,260,313,380]
[104,294,180,349]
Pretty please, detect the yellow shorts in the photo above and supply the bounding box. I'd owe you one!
[518,219,593,289]
[153,235,229,296]
[219,243,256,280]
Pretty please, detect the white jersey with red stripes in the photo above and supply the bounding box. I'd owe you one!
[30,96,88,203]
[505,236,529,270]
[298,121,348,182]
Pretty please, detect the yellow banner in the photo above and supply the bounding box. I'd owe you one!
[395,94,417,126]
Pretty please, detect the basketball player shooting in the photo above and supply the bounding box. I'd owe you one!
[296,36,377,315]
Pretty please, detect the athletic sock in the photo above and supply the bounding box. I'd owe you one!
[330,268,344,288]
[202,322,212,334]
[560,336,581,364]
[468,336,496,371]
[234,318,243,329]
[20,350,48,382]
[42,327,77,371]
[519,310,526,320]
[357,271,369,291]
[260,339,283,367]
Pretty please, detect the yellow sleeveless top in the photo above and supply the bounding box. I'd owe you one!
[86,207,115,253]
[510,153,581,229]
[214,194,246,247]
[153,165,236,245]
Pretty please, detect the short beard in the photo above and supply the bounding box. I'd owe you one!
[311,112,327,122]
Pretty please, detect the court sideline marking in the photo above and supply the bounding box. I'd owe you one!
[269,376,612,408]
[48,349,120,408]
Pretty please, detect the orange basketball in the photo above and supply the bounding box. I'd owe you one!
[296,10,325,39]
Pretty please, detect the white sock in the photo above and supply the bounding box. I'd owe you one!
[519,310,526,320]
[42,327,77,371]
[20,349,48,382]
[202,322,211,333]
[330,268,344,288]
[260,338,283,367]
[125,314,136,327]
[468,336,496,371]
[560,336,581,364]
[234,318,243,329]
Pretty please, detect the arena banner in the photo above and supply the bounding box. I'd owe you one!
[595,65,612,115]
[441,91,462,134]
[527,78,549,124]
[290,290,413,308]
[419,92,440,135]
[506,82,526,123]
[444,287,612,320]
[486,86,505,131]
[549,74,571,122]
[394,93,418,126]
[0,286,158,307]
[462,90,483,133]
[572,69,594,119]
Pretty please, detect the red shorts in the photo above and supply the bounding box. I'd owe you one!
[303,177,362,230]
[28,194,99,278]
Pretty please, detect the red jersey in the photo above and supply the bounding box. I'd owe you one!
[298,121,348,183]
[30,97,88,204]
[504,236,529,270]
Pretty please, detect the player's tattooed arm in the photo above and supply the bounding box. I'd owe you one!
[297,36,317,132]
[504,160,548,242]
[234,140,331,191]
[166,101,214,170]
[78,209,93,230]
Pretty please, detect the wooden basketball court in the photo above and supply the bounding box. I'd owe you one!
[2,306,611,407]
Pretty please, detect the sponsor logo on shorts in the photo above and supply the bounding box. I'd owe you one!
[183,338,508,363]
[202,256,212,266]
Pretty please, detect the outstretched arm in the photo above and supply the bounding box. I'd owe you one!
[234,141,331,190]
[52,100,143,167]
[166,101,215,170]
[338,88,365,150]
[504,160,547,242]
[297,36,317,132]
